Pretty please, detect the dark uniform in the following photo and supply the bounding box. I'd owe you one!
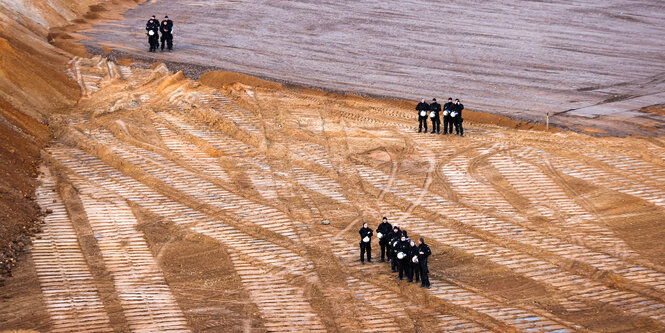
[443,99,454,134]
[429,99,441,134]
[395,238,410,280]
[145,17,160,52]
[407,242,421,283]
[388,228,402,272]
[418,241,432,288]
[160,16,174,51]
[375,219,393,262]
[359,225,373,263]
[453,100,464,136]
[416,100,429,133]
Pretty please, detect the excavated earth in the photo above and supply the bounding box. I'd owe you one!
[80,0,665,136]
[1,1,665,333]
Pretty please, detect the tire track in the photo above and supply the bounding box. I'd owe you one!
[73,183,189,332]
[354,164,665,324]
[33,166,114,333]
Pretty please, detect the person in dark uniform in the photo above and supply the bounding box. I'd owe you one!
[429,98,441,134]
[145,15,160,52]
[442,97,454,134]
[452,98,465,137]
[401,229,409,241]
[389,226,402,272]
[395,235,410,280]
[417,237,432,288]
[416,99,429,133]
[407,240,420,283]
[359,222,373,264]
[375,217,392,262]
[385,226,395,264]
[160,15,174,51]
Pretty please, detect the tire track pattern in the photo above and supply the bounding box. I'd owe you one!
[327,233,566,332]
[356,164,665,322]
[74,183,189,332]
[33,167,114,333]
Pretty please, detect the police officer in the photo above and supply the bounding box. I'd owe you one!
[375,217,392,262]
[395,235,410,280]
[160,15,174,51]
[359,222,373,264]
[388,226,402,272]
[429,98,441,134]
[442,97,454,134]
[407,240,420,283]
[452,98,465,137]
[145,15,160,52]
[401,229,409,241]
[416,99,429,133]
[417,237,432,288]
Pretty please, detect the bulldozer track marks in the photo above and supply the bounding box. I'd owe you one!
[29,57,665,331]
[33,167,114,332]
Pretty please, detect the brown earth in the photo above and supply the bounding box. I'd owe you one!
[0,0,150,282]
[1,0,665,332]
[0,54,660,331]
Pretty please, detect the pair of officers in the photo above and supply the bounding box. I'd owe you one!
[359,218,431,288]
[145,15,174,52]
[416,97,465,136]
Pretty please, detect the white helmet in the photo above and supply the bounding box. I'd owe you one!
[377,232,383,239]
[363,236,370,243]
[397,252,405,260]
[412,256,419,263]
[429,111,436,118]
[148,30,155,36]
[451,111,458,117]
[443,110,450,116]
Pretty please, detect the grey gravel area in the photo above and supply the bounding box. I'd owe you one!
[81,0,665,136]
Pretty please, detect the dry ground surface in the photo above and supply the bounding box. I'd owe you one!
[1,54,665,332]
[80,0,665,136]
[2,0,665,332]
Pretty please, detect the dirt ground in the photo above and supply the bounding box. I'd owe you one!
[2,0,665,332]
[0,53,662,331]
[79,0,665,136]
[0,0,149,286]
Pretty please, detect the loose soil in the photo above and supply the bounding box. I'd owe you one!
[1,0,665,332]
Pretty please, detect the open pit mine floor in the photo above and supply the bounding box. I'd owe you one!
[3,56,665,332]
[80,0,665,136]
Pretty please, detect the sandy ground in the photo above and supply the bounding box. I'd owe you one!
[80,0,665,136]
[2,0,665,332]
[1,54,664,331]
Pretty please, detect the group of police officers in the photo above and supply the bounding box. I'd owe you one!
[145,16,445,289]
[416,97,465,136]
[145,15,174,52]
[359,217,432,288]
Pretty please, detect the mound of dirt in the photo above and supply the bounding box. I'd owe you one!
[200,71,283,90]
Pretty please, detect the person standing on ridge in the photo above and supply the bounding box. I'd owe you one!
[452,98,465,137]
[359,222,373,264]
[145,15,160,52]
[376,217,392,262]
[416,99,429,133]
[443,97,454,134]
[429,98,441,134]
[160,15,174,51]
